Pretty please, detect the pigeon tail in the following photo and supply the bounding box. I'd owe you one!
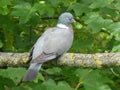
[17,63,42,86]
[22,69,38,82]
[22,63,42,81]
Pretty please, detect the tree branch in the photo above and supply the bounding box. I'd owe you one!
[0,52,120,68]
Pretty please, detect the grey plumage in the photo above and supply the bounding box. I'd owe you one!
[22,63,42,81]
[20,12,75,83]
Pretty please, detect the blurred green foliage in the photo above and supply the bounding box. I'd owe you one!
[0,0,120,90]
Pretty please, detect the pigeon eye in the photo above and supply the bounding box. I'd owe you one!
[66,18,71,21]
[66,17,69,20]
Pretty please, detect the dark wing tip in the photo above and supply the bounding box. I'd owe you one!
[26,47,34,64]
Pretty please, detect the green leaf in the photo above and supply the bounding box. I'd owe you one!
[109,22,120,34]
[36,72,45,82]
[90,0,114,8]
[12,86,27,90]
[83,70,112,90]
[47,0,60,7]
[40,79,57,90]
[0,67,26,81]
[86,15,113,32]
[108,22,120,41]
[45,67,62,75]
[0,76,15,90]
[11,2,40,24]
[0,0,12,6]
[115,2,120,10]
[98,85,112,90]
[11,2,32,24]
[74,22,83,29]
[82,12,100,24]
[0,0,12,15]
[37,4,55,17]
[111,67,120,75]
[56,81,74,90]
[71,31,94,53]
[46,6,55,17]
[0,40,3,48]
[75,68,91,78]
[0,6,9,15]
[68,3,91,16]
[60,67,78,84]
[99,7,117,17]
[83,12,113,33]
[112,44,120,52]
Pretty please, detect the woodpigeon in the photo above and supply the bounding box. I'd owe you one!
[20,12,75,83]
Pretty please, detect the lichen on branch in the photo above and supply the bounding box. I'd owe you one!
[0,52,120,68]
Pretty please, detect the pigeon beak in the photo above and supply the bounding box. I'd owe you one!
[72,19,76,22]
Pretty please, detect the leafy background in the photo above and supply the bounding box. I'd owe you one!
[0,0,120,90]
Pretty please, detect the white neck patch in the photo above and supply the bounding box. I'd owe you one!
[56,24,68,29]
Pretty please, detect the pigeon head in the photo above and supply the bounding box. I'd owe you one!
[58,12,75,26]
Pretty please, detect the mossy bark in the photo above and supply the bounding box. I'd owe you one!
[0,52,120,68]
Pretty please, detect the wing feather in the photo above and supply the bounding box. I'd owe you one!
[30,27,73,64]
